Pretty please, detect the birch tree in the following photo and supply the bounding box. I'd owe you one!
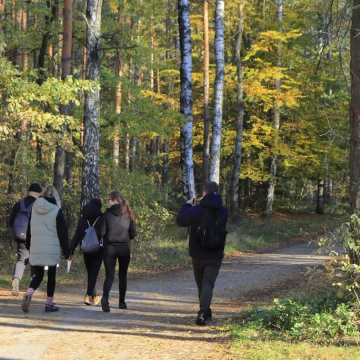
[265,0,283,216]
[350,0,360,211]
[81,0,103,205]
[209,0,225,184]
[202,0,210,189]
[230,2,245,213]
[178,0,196,199]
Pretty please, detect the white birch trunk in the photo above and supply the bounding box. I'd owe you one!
[209,0,225,184]
[81,0,103,206]
[202,0,210,190]
[230,2,245,213]
[266,0,283,216]
[178,0,196,199]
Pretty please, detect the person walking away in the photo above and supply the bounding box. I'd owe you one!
[100,191,137,313]
[22,186,70,313]
[71,198,103,306]
[176,182,228,326]
[8,183,43,295]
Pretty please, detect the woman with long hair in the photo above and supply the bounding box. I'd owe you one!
[100,191,136,312]
[22,185,70,313]
[71,198,103,306]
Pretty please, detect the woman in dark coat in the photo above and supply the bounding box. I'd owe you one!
[71,198,103,306]
[100,191,136,312]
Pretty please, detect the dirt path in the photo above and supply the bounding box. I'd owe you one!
[0,243,330,360]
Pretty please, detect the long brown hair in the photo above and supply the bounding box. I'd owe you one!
[109,191,135,221]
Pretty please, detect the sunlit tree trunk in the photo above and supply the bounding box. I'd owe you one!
[81,0,103,206]
[266,0,283,216]
[350,0,360,210]
[209,0,225,185]
[178,0,196,199]
[230,2,245,214]
[202,0,210,190]
[113,55,122,166]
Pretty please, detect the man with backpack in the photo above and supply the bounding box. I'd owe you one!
[8,183,42,295]
[176,181,228,326]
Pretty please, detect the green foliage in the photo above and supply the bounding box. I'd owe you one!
[242,294,358,344]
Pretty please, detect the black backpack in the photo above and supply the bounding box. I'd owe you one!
[13,200,32,240]
[197,207,227,250]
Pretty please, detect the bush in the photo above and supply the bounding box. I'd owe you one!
[245,294,359,344]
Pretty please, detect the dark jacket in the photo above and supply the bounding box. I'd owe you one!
[9,195,37,242]
[100,205,137,251]
[176,193,228,259]
[71,199,103,254]
[25,197,70,260]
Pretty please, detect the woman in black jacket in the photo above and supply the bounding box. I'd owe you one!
[71,198,103,306]
[100,191,136,312]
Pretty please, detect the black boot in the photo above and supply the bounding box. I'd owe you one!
[205,308,212,321]
[119,301,127,309]
[196,311,207,326]
[101,297,110,313]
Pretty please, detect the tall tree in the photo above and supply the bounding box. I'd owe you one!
[54,0,73,197]
[81,0,103,205]
[202,0,210,189]
[350,0,360,211]
[266,0,283,216]
[178,0,196,199]
[230,2,245,214]
[209,0,225,184]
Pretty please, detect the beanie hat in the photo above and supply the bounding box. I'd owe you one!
[28,183,42,194]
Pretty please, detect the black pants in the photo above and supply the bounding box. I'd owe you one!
[29,266,57,297]
[192,258,222,312]
[12,241,29,280]
[83,252,102,296]
[103,245,130,302]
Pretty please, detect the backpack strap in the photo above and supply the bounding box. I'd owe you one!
[92,216,100,227]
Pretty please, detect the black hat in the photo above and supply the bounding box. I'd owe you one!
[28,183,42,193]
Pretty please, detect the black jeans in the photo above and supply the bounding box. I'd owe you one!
[83,252,102,296]
[12,241,29,280]
[103,245,130,302]
[192,258,222,313]
[29,266,57,297]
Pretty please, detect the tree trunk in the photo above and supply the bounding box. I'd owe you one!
[178,0,196,199]
[230,2,245,214]
[350,0,360,211]
[202,0,210,191]
[316,179,325,214]
[125,132,130,171]
[81,0,103,206]
[209,0,225,184]
[54,0,73,197]
[266,0,283,216]
[113,55,122,166]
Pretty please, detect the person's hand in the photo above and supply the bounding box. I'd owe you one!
[186,198,196,206]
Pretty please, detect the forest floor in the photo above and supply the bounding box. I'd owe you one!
[0,243,332,360]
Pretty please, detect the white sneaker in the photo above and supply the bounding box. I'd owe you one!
[11,278,20,296]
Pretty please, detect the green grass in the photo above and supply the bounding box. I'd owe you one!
[230,324,360,360]
[226,213,342,253]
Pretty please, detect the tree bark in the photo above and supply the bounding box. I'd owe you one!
[53,0,73,197]
[230,2,245,214]
[209,0,225,185]
[202,0,210,190]
[350,0,360,211]
[113,55,122,166]
[178,0,196,199]
[266,0,283,216]
[81,0,103,206]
